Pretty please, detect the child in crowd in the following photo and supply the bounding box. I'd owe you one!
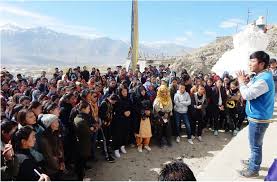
[135,100,152,152]
[173,83,193,144]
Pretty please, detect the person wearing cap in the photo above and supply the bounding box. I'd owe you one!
[39,114,64,180]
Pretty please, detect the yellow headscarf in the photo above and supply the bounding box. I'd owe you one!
[156,85,172,108]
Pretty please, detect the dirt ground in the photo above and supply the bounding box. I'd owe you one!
[85,129,234,181]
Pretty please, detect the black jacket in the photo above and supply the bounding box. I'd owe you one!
[131,86,152,133]
[15,149,43,181]
[40,128,64,176]
[59,102,73,130]
[73,113,92,158]
[81,70,90,82]
[211,86,227,107]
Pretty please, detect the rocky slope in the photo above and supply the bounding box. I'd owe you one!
[171,25,277,75]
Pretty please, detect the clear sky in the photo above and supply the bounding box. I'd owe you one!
[1,0,276,47]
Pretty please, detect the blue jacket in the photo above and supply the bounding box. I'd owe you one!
[240,71,275,120]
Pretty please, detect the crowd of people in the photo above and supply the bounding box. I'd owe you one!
[1,55,276,181]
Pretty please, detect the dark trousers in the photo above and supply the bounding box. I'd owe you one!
[90,131,98,159]
[191,110,204,136]
[98,127,111,157]
[75,155,87,180]
[157,121,172,146]
[102,125,112,147]
[226,107,239,131]
[63,130,76,165]
[170,111,177,136]
[211,106,227,131]
[127,119,136,145]
[237,105,246,129]
[112,119,129,150]
[205,104,213,128]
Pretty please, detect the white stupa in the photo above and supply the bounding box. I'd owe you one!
[212,23,269,77]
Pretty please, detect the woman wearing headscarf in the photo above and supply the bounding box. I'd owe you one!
[153,85,173,147]
[112,86,132,158]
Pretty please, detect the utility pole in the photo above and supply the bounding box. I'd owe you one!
[129,0,139,71]
[247,8,251,25]
[265,8,269,26]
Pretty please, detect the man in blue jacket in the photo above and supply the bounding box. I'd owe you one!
[236,51,275,177]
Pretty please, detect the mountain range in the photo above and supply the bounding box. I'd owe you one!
[1,24,193,66]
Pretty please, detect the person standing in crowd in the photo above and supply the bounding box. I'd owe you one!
[269,58,277,93]
[103,78,117,97]
[211,78,227,136]
[237,51,274,177]
[112,86,131,158]
[131,85,151,146]
[135,100,153,152]
[99,94,118,162]
[17,109,45,163]
[12,126,50,181]
[226,80,242,136]
[73,101,94,180]
[59,93,75,167]
[39,114,65,180]
[86,90,100,161]
[1,119,18,181]
[204,78,214,129]
[173,83,193,144]
[169,77,178,137]
[29,101,45,130]
[81,66,90,82]
[79,91,100,161]
[190,85,207,141]
[153,85,173,147]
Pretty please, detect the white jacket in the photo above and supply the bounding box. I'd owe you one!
[174,90,191,113]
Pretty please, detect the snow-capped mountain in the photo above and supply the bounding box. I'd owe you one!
[1,24,193,66]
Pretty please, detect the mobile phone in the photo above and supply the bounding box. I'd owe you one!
[34,169,42,177]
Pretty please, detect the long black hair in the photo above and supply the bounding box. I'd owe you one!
[11,126,34,152]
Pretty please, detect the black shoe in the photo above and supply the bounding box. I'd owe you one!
[106,156,115,163]
[239,169,259,178]
[159,142,164,148]
[85,164,92,170]
[89,157,98,162]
